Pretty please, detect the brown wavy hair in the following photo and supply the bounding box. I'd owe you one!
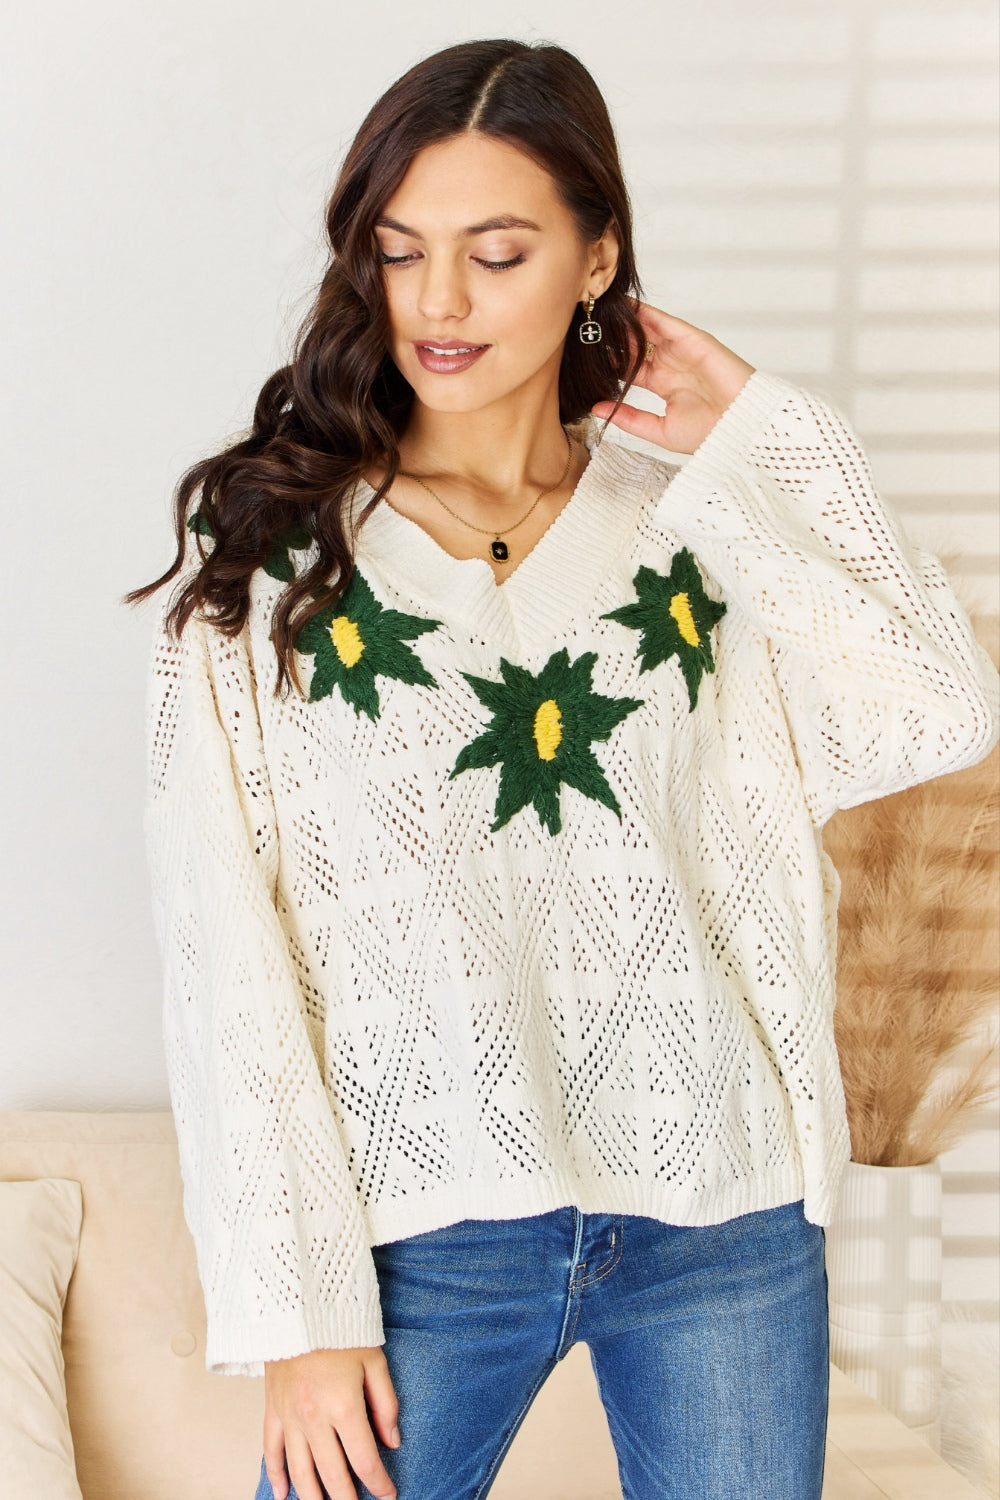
[126,39,647,692]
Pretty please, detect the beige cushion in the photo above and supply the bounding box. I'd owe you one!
[0,1177,84,1498]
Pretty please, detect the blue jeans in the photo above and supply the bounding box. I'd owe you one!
[255,1199,829,1499]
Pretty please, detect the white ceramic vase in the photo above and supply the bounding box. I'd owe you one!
[824,1158,942,1450]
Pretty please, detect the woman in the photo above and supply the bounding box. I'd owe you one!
[133,39,998,1500]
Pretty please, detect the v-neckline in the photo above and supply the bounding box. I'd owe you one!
[352,428,648,641]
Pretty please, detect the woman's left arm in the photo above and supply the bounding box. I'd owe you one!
[595,305,1000,827]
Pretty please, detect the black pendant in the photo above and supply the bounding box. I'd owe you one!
[579,320,602,344]
[490,539,510,561]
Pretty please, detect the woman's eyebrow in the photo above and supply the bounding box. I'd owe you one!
[375,214,542,238]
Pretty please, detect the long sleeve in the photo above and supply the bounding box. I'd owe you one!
[144,601,384,1376]
[651,371,999,827]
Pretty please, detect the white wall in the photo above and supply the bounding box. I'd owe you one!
[3,0,996,1111]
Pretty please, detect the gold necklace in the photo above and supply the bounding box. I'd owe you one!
[398,430,575,563]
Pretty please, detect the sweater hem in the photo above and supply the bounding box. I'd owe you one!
[363,1160,832,1249]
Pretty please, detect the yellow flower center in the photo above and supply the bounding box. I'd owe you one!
[330,615,364,668]
[668,591,700,647]
[533,699,563,761]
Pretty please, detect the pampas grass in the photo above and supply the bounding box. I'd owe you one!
[822,616,999,1168]
[942,1308,1000,1498]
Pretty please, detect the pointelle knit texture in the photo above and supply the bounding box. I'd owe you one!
[144,371,1000,1375]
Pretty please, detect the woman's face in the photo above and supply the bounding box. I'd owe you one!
[375,132,618,418]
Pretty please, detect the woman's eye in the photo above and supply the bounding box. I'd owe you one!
[475,255,525,273]
[378,252,525,273]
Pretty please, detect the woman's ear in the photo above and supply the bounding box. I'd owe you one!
[588,219,621,297]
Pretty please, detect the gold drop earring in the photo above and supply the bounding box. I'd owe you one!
[579,295,602,345]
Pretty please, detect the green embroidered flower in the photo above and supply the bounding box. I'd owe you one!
[260,524,312,583]
[450,649,643,836]
[602,550,726,711]
[294,570,440,718]
[186,513,312,582]
[187,510,214,539]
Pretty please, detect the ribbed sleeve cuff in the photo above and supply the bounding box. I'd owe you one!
[650,369,804,532]
[206,1297,386,1378]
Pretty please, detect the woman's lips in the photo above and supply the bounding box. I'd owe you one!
[413,341,489,375]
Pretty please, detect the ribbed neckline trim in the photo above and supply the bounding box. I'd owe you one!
[348,370,797,641]
[352,424,651,643]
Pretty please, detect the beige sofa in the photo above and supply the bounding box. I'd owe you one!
[0,1111,982,1500]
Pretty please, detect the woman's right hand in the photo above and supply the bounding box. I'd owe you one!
[263,1347,401,1500]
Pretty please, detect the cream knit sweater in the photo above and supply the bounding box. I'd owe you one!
[145,371,999,1376]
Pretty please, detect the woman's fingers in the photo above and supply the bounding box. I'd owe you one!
[632,301,702,344]
[275,1414,398,1500]
[285,1426,340,1500]
[592,399,671,447]
[608,301,756,451]
[289,1421,380,1500]
[620,305,716,404]
[628,302,753,384]
[263,1408,291,1500]
[320,1399,396,1500]
[630,302,710,364]
[264,1348,399,1500]
[365,1349,402,1451]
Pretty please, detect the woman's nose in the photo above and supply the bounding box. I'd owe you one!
[416,258,471,323]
